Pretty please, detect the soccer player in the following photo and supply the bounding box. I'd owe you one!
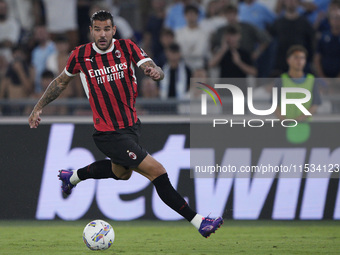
[28,10,223,238]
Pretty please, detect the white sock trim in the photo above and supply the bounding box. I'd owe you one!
[70,170,81,185]
[190,214,204,230]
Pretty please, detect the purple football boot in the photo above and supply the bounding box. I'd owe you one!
[198,216,224,238]
[58,169,76,195]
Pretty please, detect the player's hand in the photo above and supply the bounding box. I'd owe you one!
[144,66,161,81]
[231,49,241,65]
[28,109,42,128]
[221,36,229,52]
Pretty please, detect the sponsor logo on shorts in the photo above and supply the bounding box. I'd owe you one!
[127,150,137,160]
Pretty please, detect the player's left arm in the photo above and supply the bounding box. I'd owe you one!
[28,71,74,128]
[139,60,164,81]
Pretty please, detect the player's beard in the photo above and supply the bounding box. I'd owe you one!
[96,38,113,51]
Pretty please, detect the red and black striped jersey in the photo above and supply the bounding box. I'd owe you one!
[65,39,151,131]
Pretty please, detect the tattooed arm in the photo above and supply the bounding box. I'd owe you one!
[139,60,164,81]
[28,71,74,128]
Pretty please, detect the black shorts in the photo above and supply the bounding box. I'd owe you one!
[93,119,148,168]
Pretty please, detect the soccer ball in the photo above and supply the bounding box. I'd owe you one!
[83,219,115,250]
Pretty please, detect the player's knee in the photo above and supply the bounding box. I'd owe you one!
[150,162,166,178]
[118,170,132,180]
[112,168,132,180]
[154,160,165,171]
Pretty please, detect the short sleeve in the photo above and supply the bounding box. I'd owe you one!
[127,40,152,67]
[264,7,276,25]
[8,19,20,43]
[164,7,175,30]
[253,25,271,44]
[65,49,80,76]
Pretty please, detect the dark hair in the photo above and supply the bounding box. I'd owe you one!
[41,70,55,79]
[286,45,308,58]
[167,43,180,53]
[223,24,241,35]
[223,4,238,14]
[184,4,199,14]
[91,10,114,26]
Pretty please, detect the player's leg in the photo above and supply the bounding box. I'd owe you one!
[59,128,137,195]
[58,160,132,195]
[73,160,132,182]
[134,154,197,221]
[111,162,133,180]
[133,154,165,181]
[134,154,224,238]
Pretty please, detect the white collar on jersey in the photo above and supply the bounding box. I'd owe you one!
[92,39,116,54]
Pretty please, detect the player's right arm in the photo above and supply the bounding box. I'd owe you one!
[28,70,74,128]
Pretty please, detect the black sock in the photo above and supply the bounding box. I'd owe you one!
[152,173,196,222]
[77,160,119,180]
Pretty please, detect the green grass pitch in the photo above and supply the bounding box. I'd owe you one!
[0,220,339,254]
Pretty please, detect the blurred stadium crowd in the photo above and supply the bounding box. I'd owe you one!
[0,0,340,116]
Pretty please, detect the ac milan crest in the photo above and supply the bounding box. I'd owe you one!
[115,50,121,58]
[127,150,137,160]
